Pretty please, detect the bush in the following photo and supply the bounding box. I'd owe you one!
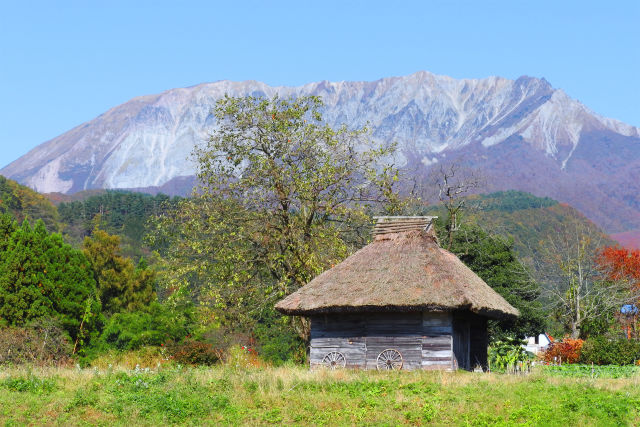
[225,344,263,369]
[542,338,584,364]
[167,340,223,366]
[89,346,168,369]
[195,308,306,366]
[0,318,72,366]
[579,337,640,365]
[252,309,306,365]
[95,302,194,352]
[488,337,532,372]
[196,326,253,352]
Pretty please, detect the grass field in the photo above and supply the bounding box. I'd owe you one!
[1,364,639,426]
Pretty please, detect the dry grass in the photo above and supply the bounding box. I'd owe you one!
[1,363,639,425]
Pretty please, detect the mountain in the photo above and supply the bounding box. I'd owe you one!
[2,71,639,232]
[610,230,640,250]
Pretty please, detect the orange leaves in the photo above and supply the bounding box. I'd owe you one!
[597,245,640,284]
[543,338,584,364]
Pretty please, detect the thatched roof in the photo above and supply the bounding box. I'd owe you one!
[275,217,519,319]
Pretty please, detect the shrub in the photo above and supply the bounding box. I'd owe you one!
[196,310,306,366]
[167,340,223,366]
[579,337,640,365]
[95,302,194,352]
[89,346,168,369]
[1,375,57,394]
[488,337,532,372]
[252,309,306,365]
[225,344,263,369]
[0,318,72,366]
[542,338,584,364]
[196,326,253,352]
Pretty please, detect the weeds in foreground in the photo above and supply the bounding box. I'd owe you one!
[0,365,639,425]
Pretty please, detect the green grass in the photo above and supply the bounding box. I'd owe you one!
[1,365,640,425]
[541,364,640,379]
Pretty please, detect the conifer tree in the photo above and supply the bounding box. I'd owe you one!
[0,219,100,339]
[83,227,155,314]
[0,213,17,253]
[442,222,547,340]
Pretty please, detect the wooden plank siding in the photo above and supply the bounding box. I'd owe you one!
[365,336,422,370]
[310,338,366,369]
[422,312,454,369]
[310,311,466,370]
[310,314,366,369]
[365,312,422,370]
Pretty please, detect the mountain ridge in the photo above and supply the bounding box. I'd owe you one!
[2,71,640,233]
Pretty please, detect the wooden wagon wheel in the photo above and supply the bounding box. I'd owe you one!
[321,351,346,369]
[376,349,403,370]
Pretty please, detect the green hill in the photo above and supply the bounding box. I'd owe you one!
[57,190,180,258]
[0,176,179,259]
[0,175,60,231]
[427,190,614,284]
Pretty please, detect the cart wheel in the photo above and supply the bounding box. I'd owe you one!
[376,349,403,370]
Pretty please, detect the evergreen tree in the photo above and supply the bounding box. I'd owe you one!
[0,219,100,339]
[440,222,547,340]
[0,220,53,323]
[83,228,156,314]
[44,231,102,337]
[0,213,17,253]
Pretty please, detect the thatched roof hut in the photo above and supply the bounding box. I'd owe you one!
[276,217,518,319]
[275,216,519,371]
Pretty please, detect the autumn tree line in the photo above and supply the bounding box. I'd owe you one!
[1,95,639,367]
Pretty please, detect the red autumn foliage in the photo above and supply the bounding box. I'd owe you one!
[542,338,584,364]
[597,246,640,284]
[596,246,640,339]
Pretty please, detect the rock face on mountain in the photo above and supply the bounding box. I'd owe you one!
[2,71,639,232]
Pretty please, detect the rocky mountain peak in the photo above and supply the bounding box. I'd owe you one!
[2,72,639,233]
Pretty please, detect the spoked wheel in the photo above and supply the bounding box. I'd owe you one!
[321,351,346,369]
[376,349,403,370]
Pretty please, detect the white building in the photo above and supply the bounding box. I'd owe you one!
[523,333,552,355]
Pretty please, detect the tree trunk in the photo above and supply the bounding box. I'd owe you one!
[570,322,580,339]
[447,211,456,250]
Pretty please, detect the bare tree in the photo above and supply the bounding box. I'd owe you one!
[432,162,484,249]
[540,216,640,338]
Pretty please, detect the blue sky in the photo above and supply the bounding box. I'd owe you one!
[1,0,638,168]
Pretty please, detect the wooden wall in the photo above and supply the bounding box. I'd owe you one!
[310,311,478,370]
[422,312,454,370]
[309,314,366,369]
[365,313,422,370]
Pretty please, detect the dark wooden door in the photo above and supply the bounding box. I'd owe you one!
[453,319,470,370]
